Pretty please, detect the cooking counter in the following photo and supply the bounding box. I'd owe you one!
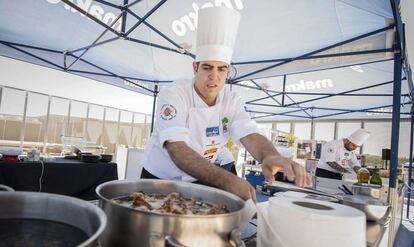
[0,158,118,200]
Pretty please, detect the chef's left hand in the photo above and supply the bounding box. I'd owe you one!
[261,155,313,188]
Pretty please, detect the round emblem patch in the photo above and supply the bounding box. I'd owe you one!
[160,104,177,120]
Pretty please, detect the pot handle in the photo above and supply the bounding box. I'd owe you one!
[165,235,186,247]
[229,228,246,247]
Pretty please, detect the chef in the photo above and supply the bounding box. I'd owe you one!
[141,6,312,201]
[315,128,371,180]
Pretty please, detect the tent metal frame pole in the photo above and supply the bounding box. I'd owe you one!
[284,80,396,107]
[250,80,281,105]
[407,114,414,219]
[19,92,29,149]
[232,25,394,81]
[233,59,393,84]
[126,9,195,58]
[252,114,311,120]
[121,0,129,34]
[245,101,412,120]
[150,84,159,133]
[65,13,123,70]
[124,0,167,36]
[387,4,402,241]
[1,42,63,69]
[124,36,188,55]
[126,0,144,8]
[244,79,399,104]
[93,0,122,9]
[70,37,120,54]
[0,40,62,53]
[67,53,155,93]
[254,92,399,98]
[60,0,121,36]
[389,35,402,190]
[315,102,410,119]
[68,69,171,83]
[246,91,403,105]
[248,108,306,116]
[281,75,286,106]
[283,93,313,118]
[232,48,393,66]
[71,35,189,57]
[247,101,411,113]
[249,109,312,120]
[0,40,163,93]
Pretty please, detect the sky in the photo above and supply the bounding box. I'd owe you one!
[0,56,154,115]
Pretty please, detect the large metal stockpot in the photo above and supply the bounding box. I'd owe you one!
[0,191,107,247]
[96,179,247,247]
[0,184,14,191]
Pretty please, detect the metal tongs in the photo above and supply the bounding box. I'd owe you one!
[338,185,353,195]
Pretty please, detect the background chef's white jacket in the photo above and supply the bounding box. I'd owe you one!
[142,80,258,181]
[317,139,360,174]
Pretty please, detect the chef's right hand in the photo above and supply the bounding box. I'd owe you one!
[224,177,256,203]
[261,155,312,188]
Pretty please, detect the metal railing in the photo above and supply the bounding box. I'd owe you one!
[0,85,151,154]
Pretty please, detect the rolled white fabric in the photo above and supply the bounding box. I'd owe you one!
[258,196,366,247]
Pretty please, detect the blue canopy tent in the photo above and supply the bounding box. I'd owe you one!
[1,0,413,223]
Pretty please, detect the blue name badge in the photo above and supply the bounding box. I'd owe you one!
[206,126,220,137]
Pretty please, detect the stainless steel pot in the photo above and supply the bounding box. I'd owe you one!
[96,179,247,247]
[0,184,14,191]
[0,191,107,247]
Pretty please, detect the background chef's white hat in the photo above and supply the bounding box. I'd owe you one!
[347,128,371,146]
[195,7,241,64]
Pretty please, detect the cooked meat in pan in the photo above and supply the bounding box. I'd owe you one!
[112,191,229,215]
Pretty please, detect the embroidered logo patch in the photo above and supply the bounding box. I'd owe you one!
[160,104,177,120]
[206,126,220,137]
[221,117,229,133]
[203,147,218,160]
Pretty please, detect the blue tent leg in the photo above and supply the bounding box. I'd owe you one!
[387,33,402,246]
[389,44,402,190]
[150,84,159,133]
[407,114,414,218]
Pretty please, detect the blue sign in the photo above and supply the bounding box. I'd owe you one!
[206,126,220,137]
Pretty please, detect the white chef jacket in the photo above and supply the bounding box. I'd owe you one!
[142,79,258,182]
[317,139,360,174]
[215,147,235,166]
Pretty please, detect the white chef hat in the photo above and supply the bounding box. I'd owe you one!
[195,6,241,64]
[347,129,371,146]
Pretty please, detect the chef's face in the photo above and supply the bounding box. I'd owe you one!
[344,139,359,151]
[193,61,229,106]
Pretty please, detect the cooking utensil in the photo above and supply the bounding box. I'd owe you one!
[338,186,349,195]
[64,155,79,160]
[0,191,107,247]
[341,185,353,195]
[340,195,390,222]
[81,154,101,163]
[96,179,247,247]
[265,182,339,199]
[351,183,381,199]
[100,154,113,163]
